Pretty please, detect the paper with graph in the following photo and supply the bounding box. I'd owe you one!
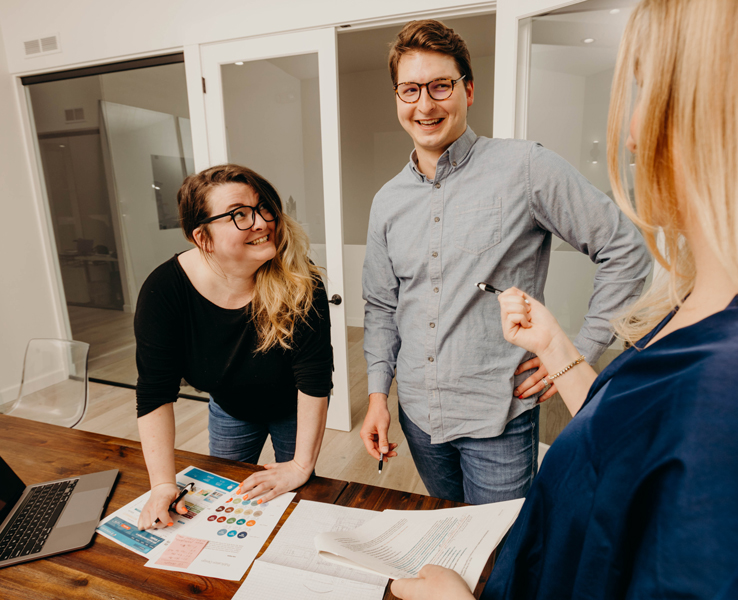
[314,499,524,591]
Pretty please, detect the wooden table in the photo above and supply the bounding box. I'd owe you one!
[0,415,493,600]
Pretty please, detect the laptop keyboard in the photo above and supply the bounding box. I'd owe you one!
[0,479,78,561]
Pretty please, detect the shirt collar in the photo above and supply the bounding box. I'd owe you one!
[409,126,478,182]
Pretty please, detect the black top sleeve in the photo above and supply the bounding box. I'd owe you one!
[134,256,333,420]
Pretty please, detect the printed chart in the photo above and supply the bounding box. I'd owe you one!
[97,466,294,580]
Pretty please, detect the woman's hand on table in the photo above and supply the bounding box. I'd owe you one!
[236,459,312,503]
[137,482,188,530]
[391,565,475,600]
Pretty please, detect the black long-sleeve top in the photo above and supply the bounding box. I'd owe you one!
[134,255,333,421]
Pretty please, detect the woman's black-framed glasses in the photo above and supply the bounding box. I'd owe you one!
[198,203,276,231]
[394,74,466,104]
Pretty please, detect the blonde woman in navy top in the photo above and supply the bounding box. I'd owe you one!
[392,0,738,598]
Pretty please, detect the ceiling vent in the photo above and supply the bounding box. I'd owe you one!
[65,108,85,123]
[24,34,61,58]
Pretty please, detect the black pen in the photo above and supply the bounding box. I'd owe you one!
[476,282,503,294]
[378,453,384,474]
[156,482,193,522]
[476,281,530,304]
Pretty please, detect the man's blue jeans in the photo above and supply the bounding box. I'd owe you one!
[208,398,297,464]
[399,403,539,504]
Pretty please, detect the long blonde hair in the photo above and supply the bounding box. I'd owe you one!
[178,165,322,352]
[608,0,738,344]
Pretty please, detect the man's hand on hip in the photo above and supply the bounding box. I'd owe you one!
[360,393,398,461]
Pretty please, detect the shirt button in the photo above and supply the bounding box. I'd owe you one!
[434,217,440,222]
[452,161,457,167]
[428,356,434,362]
[429,322,435,328]
[431,251,438,258]
[434,287,439,293]
[434,182,441,189]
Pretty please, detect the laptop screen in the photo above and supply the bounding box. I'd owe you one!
[0,455,27,525]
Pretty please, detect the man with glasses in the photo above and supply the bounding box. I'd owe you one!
[360,20,650,504]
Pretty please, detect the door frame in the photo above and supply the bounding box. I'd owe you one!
[198,28,351,431]
[494,0,589,139]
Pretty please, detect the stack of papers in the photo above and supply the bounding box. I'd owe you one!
[315,498,524,591]
[234,501,387,600]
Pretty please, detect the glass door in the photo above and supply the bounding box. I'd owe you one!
[494,0,639,443]
[200,29,350,431]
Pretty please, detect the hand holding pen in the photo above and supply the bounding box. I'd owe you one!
[156,482,193,524]
[476,283,558,404]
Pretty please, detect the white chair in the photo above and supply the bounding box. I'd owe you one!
[1,339,90,428]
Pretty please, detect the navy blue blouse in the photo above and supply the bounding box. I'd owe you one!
[482,297,738,599]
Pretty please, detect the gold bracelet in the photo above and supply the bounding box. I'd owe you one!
[548,354,586,381]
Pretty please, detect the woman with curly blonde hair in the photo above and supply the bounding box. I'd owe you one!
[393,0,738,598]
[134,164,332,531]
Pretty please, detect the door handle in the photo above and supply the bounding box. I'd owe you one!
[328,294,342,305]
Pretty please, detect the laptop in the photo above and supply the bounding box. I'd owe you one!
[0,453,118,568]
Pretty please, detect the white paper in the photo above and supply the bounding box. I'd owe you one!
[234,501,387,600]
[96,465,294,581]
[236,561,386,600]
[315,499,524,590]
[145,488,294,580]
[97,466,238,557]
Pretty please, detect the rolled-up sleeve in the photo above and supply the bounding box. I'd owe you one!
[362,200,402,396]
[527,143,652,364]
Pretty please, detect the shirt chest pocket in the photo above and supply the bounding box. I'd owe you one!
[453,196,502,255]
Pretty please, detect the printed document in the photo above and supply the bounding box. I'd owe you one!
[233,500,387,600]
[96,466,294,580]
[314,499,524,591]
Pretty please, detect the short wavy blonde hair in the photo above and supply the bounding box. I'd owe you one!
[178,164,322,352]
[608,0,738,344]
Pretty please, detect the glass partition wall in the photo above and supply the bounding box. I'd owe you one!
[516,0,642,442]
[25,57,205,398]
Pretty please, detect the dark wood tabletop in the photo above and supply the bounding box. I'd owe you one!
[0,415,346,600]
[0,415,496,600]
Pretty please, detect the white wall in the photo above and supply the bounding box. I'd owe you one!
[0,26,64,400]
[579,66,614,194]
[0,1,490,75]
[527,66,585,168]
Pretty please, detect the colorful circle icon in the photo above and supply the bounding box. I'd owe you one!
[243,509,253,515]
[217,529,227,536]
[253,511,263,517]
[236,519,246,525]
[232,498,242,505]
[227,517,236,524]
[260,502,269,508]
[207,515,217,522]
[227,530,237,537]
[250,500,259,506]
[235,508,244,514]
[225,507,235,513]
[246,520,256,527]
[215,506,225,512]
[237,532,247,539]
[217,516,226,523]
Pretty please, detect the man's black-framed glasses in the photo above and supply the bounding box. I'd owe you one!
[198,203,276,231]
[394,74,466,104]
